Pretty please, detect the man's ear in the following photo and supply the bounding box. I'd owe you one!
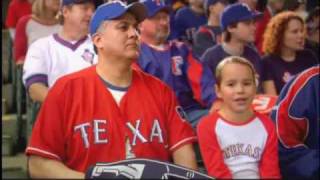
[92,34,102,50]
[62,6,70,19]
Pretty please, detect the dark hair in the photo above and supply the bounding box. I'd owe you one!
[222,22,237,42]
[93,45,98,54]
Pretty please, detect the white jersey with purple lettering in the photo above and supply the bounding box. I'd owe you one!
[22,33,97,89]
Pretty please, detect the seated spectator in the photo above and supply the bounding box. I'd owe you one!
[261,11,318,95]
[14,0,61,65]
[173,0,207,44]
[255,0,285,55]
[22,0,97,103]
[271,65,319,179]
[192,0,227,58]
[197,56,281,179]
[25,1,198,178]
[5,0,32,40]
[305,6,319,60]
[137,0,216,127]
[201,3,263,87]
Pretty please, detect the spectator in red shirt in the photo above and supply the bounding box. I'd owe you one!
[5,0,32,40]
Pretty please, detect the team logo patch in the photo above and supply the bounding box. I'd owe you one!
[252,94,278,115]
[81,49,94,64]
[282,71,293,83]
[171,56,183,76]
[176,106,188,122]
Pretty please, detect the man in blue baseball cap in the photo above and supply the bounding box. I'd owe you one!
[26,1,199,178]
[201,2,263,91]
[137,0,217,128]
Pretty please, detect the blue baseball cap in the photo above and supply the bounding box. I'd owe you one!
[141,0,171,17]
[220,3,262,31]
[89,1,147,35]
[62,0,93,6]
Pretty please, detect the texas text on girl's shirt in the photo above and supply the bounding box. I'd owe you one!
[197,111,281,179]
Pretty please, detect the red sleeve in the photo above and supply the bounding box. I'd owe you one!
[255,9,271,55]
[14,15,30,62]
[186,53,205,106]
[25,79,69,161]
[258,114,281,179]
[164,85,197,153]
[5,1,18,28]
[197,113,232,178]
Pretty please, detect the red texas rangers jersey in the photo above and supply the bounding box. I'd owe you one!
[25,66,196,172]
[197,111,280,179]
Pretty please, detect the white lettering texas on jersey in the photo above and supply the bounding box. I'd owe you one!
[23,33,97,88]
[215,116,267,178]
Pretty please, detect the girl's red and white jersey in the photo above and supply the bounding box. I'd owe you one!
[25,66,196,172]
[197,111,280,179]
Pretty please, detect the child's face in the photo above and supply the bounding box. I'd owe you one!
[216,63,256,113]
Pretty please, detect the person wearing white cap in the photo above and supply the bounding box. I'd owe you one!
[25,1,198,178]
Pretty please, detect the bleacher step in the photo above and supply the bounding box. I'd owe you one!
[2,114,27,156]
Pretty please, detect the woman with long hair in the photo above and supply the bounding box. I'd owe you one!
[261,11,318,95]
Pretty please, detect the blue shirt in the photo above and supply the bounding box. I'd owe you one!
[201,44,262,80]
[172,6,207,43]
[137,41,216,112]
[271,65,319,179]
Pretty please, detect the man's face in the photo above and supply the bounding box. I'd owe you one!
[94,13,140,60]
[229,19,256,43]
[140,11,170,44]
[63,2,95,34]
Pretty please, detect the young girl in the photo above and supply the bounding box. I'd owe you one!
[197,56,280,179]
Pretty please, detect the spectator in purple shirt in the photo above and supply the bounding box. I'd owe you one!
[261,11,318,95]
[201,3,263,85]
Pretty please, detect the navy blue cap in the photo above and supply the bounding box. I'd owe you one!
[89,1,147,35]
[220,3,262,31]
[141,0,171,17]
[62,0,93,6]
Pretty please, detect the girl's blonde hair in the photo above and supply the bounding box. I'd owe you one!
[215,56,257,86]
[32,0,59,19]
[262,11,305,55]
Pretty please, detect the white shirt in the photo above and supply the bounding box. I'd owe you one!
[23,33,97,88]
